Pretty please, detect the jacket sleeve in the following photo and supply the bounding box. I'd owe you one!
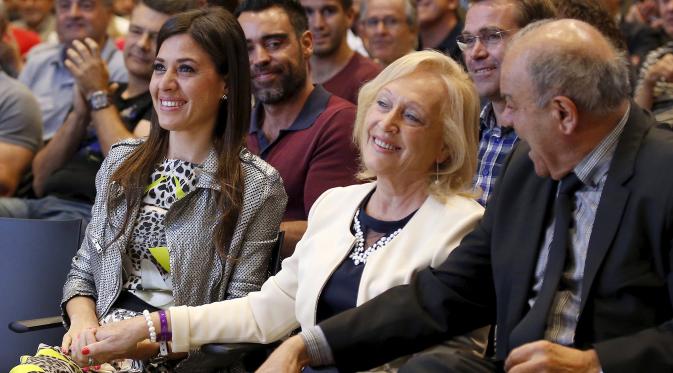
[318,213,497,372]
[169,187,337,352]
[59,146,119,326]
[593,235,673,372]
[593,318,673,372]
[170,248,301,352]
[315,172,512,372]
[225,169,287,300]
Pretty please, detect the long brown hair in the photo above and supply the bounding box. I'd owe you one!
[107,7,251,257]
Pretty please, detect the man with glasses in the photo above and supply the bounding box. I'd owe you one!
[458,0,555,205]
[358,0,418,66]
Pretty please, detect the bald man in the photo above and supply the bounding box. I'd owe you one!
[258,19,673,373]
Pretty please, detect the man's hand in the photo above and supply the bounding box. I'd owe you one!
[504,340,602,373]
[256,335,310,373]
[64,38,110,98]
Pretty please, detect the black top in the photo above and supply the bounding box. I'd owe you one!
[315,190,416,324]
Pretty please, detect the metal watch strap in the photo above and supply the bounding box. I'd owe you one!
[88,90,110,111]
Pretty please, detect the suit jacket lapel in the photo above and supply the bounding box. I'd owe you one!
[579,105,650,313]
[497,150,557,356]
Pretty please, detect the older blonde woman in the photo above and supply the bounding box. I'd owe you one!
[80,50,486,370]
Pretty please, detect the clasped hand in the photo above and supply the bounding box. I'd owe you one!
[504,340,602,373]
[63,316,154,367]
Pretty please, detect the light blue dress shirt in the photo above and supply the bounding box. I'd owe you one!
[18,39,127,140]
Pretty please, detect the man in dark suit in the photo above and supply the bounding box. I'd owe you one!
[257,18,673,373]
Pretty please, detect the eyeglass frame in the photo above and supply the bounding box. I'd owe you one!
[456,28,515,51]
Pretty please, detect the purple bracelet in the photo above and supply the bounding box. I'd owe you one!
[158,310,172,342]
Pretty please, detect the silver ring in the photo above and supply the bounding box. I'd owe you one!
[88,356,95,366]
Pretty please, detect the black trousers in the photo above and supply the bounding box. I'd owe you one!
[399,349,502,373]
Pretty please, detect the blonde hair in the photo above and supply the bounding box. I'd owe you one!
[353,50,480,201]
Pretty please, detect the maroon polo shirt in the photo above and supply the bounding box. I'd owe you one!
[247,85,359,221]
[323,53,382,105]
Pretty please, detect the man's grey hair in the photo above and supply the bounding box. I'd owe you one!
[359,0,418,29]
[513,19,630,115]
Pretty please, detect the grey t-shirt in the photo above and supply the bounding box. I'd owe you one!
[0,71,42,151]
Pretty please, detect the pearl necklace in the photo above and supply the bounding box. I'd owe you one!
[349,209,402,265]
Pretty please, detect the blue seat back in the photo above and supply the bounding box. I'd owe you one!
[0,218,82,371]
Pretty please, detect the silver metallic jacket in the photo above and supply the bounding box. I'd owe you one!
[61,138,287,327]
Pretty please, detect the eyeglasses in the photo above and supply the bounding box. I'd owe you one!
[362,16,403,30]
[456,29,513,51]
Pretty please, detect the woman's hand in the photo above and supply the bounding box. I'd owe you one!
[84,316,149,363]
[256,335,310,373]
[62,297,100,365]
[63,317,99,366]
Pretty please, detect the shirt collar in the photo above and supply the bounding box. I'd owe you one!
[480,101,515,134]
[194,147,221,190]
[249,84,331,134]
[574,103,630,187]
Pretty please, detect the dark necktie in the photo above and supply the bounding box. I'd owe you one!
[509,172,583,349]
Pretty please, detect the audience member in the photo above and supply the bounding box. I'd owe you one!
[77,51,487,373]
[0,0,194,223]
[301,0,381,104]
[11,7,286,371]
[258,19,673,373]
[626,0,661,28]
[599,0,660,65]
[358,0,418,66]
[237,0,359,256]
[418,0,463,61]
[459,0,555,205]
[11,0,56,42]
[635,0,673,125]
[19,0,127,140]
[0,63,41,198]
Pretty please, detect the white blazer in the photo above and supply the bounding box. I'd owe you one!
[171,183,485,356]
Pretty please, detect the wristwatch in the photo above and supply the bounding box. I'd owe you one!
[88,90,110,111]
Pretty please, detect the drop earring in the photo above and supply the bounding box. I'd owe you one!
[435,162,440,185]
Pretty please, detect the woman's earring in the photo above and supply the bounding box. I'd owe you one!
[221,94,228,101]
[434,162,440,185]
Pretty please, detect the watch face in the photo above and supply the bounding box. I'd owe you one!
[90,91,110,110]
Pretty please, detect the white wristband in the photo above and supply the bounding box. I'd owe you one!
[143,309,157,343]
[159,340,169,356]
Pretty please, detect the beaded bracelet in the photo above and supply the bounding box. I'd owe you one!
[142,309,157,343]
